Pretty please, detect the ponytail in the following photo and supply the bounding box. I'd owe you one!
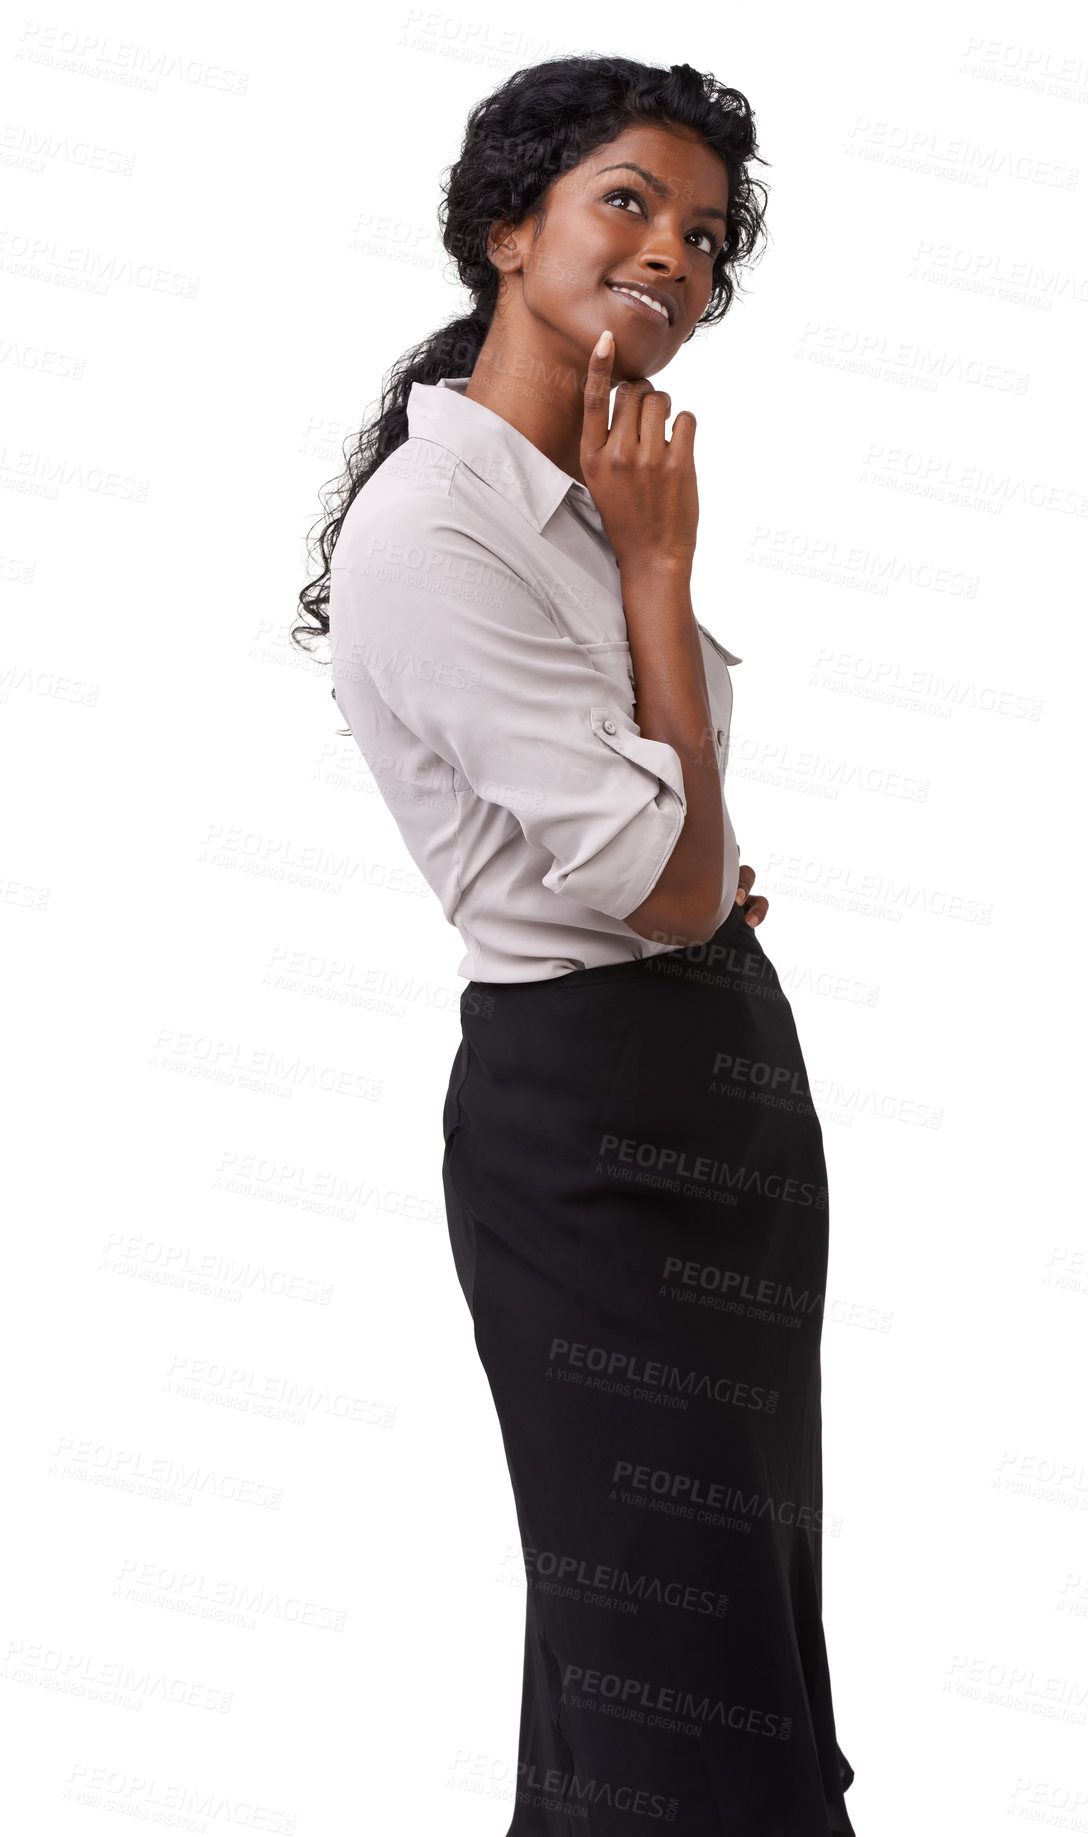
[292,306,491,706]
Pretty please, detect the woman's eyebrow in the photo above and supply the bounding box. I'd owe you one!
[595,161,728,228]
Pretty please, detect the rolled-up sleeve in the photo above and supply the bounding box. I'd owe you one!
[330,503,687,923]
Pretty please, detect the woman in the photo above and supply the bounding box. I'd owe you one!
[295,54,856,1837]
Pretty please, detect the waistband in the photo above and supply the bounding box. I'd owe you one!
[464,895,758,1003]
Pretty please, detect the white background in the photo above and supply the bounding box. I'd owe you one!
[2,1,1086,1833]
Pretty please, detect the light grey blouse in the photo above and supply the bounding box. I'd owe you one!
[328,376,743,983]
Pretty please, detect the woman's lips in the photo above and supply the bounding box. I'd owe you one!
[604,283,671,327]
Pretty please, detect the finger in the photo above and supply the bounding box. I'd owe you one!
[637,391,671,446]
[743,896,769,928]
[581,330,615,459]
[667,408,697,460]
[609,377,655,448]
[735,864,756,904]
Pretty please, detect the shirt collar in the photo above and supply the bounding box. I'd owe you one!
[406,375,601,535]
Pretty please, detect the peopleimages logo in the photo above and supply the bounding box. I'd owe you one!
[522,1544,729,1618]
[661,1257,823,1318]
[561,1664,793,1739]
[611,1460,830,1533]
[595,1135,828,1208]
[514,1763,679,1821]
[546,1338,778,1414]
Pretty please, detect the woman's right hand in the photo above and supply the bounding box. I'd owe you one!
[579,328,699,577]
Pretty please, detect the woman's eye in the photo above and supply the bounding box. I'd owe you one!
[603,188,642,216]
[603,190,722,256]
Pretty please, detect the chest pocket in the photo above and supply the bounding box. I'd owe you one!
[582,631,738,772]
[696,621,743,668]
[695,624,737,773]
[582,639,637,712]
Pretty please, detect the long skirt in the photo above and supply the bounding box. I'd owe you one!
[441,895,857,1836]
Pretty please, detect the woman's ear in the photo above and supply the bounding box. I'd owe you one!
[486,221,521,273]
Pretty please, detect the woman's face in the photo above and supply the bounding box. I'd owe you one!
[490,120,731,382]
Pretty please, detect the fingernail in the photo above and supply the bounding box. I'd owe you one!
[594,329,613,357]
[735,887,746,906]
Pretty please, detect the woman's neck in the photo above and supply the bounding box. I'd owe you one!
[464,330,591,487]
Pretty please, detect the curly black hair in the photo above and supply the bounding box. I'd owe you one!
[292,54,769,704]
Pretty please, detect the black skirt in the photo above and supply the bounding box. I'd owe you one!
[442,896,857,1836]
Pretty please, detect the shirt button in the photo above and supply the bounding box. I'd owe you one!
[716,728,725,744]
[603,719,617,734]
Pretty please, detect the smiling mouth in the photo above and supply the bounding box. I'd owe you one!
[605,282,672,326]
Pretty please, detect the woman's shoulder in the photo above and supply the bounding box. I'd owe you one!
[334,436,519,576]
[331,439,451,563]
[347,435,455,518]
